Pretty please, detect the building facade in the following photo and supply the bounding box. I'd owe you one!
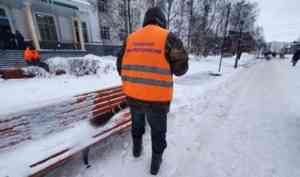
[0,0,100,51]
[94,0,153,46]
[0,0,157,51]
[0,0,158,68]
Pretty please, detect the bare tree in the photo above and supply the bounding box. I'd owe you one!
[170,0,188,40]
[252,26,266,58]
[230,0,258,68]
[165,0,176,28]
[187,0,194,50]
[189,0,219,55]
[127,0,132,33]
[114,0,262,58]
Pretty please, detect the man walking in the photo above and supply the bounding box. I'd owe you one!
[292,50,300,66]
[117,7,189,175]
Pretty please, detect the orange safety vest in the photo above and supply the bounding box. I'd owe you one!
[32,50,40,61]
[24,48,32,62]
[121,25,173,102]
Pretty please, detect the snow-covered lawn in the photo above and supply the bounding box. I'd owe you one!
[0,53,263,177]
[0,55,121,116]
[0,54,256,116]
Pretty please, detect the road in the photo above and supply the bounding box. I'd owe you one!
[47,59,300,177]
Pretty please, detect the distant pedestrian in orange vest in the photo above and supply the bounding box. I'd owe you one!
[24,46,40,66]
[117,7,189,175]
[23,46,49,72]
[31,49,40,63]
[24,47,34,66]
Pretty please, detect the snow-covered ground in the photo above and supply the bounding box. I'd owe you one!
[42,57,300,177]
[4,54,296,177]
[0,55,120,116]
[0,54,255,116]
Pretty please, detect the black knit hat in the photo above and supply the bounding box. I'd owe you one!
[143,7,167,29]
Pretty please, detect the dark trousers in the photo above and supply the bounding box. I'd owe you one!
[130,107,167,154]
[293,59,298,67]
[26,61,33,66]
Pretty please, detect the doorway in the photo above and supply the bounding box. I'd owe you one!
[0,7,13,49]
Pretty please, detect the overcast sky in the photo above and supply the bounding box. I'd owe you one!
[251,0,300,42]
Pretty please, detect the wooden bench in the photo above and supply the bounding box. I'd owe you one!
[0,68,34,79]
[0,86,131,177]
[29,111,131,177]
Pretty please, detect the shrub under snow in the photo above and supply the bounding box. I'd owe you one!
[22,66,50,78]
[46,54,116,77]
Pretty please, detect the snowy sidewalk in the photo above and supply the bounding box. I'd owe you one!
[72,59,299,177]
[43,55,284,177]
[173,59,300,177]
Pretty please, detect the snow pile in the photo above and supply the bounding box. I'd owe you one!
[21,66,50,78]
[46,55,116,77]
[189,54,202,61]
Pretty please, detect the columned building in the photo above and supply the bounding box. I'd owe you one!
[0,0,155,68]
[0,0,99,51]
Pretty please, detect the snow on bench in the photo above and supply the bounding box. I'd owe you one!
[29,111,131,177]
[0,86,131,177]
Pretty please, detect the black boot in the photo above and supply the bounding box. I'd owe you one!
[150,153,162,175]
[133,138,142,158]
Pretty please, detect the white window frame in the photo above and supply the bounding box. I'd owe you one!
[34,12,59,42]
[100,26,110,40]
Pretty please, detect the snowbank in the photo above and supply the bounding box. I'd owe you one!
[21,66,50,78]
[0,55,121,116]
[46,54,116,77]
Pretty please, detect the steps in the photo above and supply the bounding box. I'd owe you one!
[0,50,89,69]
[0,50,25,68]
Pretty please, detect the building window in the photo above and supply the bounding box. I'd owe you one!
[36,14,58,41]
[101,26,110,40]
[82,22,89,43]
[0,8,6,17]
[98,0,108,12]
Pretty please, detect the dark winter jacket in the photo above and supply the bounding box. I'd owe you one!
[292,50,300,63]
[0,29,4,49]
[117,8,189,113]
[15,30,25,50]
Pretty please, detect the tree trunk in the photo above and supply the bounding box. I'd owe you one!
[218,3,231,72]
[187,0,194,51]
[127,0,132,33]
[123,0,129,35]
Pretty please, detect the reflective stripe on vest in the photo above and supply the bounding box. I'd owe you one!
[122,64,171,75]
[122,76,173,88]
[121,25,173,102]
